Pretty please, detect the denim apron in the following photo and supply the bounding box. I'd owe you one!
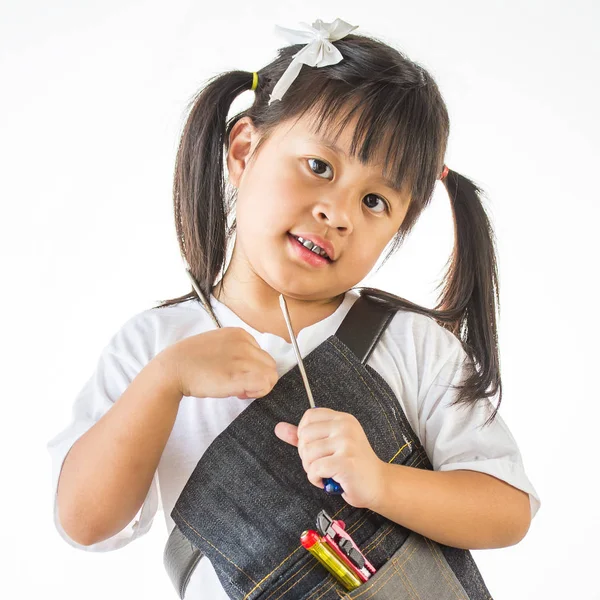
[164,294,493,599]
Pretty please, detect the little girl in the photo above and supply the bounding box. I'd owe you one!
[48,18,540,600]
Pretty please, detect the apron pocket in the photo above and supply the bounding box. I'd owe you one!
[342,532,470,600]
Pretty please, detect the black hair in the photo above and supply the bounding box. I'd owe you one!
[156,33,502,425]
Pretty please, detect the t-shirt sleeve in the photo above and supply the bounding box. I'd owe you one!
[46,312,160,552]
[417,326,541,520]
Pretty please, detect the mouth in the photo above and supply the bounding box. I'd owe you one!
[288,233,333,266]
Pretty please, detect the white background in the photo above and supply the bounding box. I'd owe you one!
[2,0,599,598]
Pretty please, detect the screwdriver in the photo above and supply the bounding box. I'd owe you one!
[279,294,344,495]
[300,530,361,591]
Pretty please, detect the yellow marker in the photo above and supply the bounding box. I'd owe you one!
[300,530,362,591]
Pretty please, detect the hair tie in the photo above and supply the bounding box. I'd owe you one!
[268,18,358,105]
[251,72,259,91]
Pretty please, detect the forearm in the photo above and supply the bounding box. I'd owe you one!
[370,463,531,549]
[57,349,182,546]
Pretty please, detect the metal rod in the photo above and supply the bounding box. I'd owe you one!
[278,294,315,408]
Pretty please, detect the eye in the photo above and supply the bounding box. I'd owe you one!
[364,194,389,214]
[307,158,390,214]
[307,158,333,179]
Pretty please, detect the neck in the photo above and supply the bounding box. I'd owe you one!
[212,275,346,343]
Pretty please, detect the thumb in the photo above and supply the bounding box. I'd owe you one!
[274,422,299,447]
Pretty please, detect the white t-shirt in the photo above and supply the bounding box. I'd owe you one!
[47,289,541,599]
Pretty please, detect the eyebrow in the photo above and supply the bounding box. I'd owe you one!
[310,137,404,195]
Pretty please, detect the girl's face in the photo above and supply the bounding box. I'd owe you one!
[225,113,411,302]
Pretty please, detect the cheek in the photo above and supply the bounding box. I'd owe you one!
[345,226,395,271]
[242,171,305,231]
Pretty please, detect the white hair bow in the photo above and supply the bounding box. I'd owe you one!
[269,18,358,105]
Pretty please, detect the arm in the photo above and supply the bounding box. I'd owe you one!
[370,462,531,549]
[275,408,533,551]
[56,349,182,546]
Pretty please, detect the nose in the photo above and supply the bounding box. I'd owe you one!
[311,193,354,235]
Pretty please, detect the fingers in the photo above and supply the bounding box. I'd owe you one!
[298,408,355,438]
[234,327,263,350]
[297,420,334,445]
[298,407,339,428]
[274,422,299,447]
[230,328,278,373]
[305,456,340,489]
[234,340,278,398]
[298,437,338,473]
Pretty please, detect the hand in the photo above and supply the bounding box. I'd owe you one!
[157,327,279,399]
[274,408,386,509]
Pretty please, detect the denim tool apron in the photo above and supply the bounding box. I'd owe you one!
[163,294,493,600]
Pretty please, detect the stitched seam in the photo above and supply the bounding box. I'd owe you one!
[331,505,348,520]
[387,441,411,463]
[244,504,350,598]
[264,559,321,600]
[351,568,400,600]
[364,525,397,553]
[280,527,398,600]
[366,568,407,600]
[312,579,341,600]
[337,524,420,599]
[363,365,413,431]
[343,509,389,556]
[262,557,317,600]
[346,513,371,535]
[346,544,419,599]
[326,338,400,447]
[172,507,259,587]
[253,506,373,600]
[423,536,462,598]
[220,336,423,597]
[407,452,428,469]
[306,577,338,600]
[345,506,384,540]
[394,555,421,600]
[268,561,322,600]
[362,525,394,552]
[352,452,429,555]
[423,537,466,600]
[361,363,427,464]
[243,547,304,599]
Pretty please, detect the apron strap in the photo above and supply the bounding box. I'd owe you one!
[163,525,203,599]
[334,293,396,364]
[163,292,395,597]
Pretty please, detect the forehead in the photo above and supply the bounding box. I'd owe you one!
[277,111,370,152]
[273,111,405,194]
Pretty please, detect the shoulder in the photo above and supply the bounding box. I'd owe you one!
[354,289,463,360]
[103,298,214,365]
[365,300,468,422]
[384,305,465,367]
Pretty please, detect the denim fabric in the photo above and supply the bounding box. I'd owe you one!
[171,306,493,599]
[341,532,472,600]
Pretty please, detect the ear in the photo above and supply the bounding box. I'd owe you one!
[227,117,258,188]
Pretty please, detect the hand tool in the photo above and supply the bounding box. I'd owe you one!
[315,510,376,582]
[300,530,362,591]
[278,294,344,495]
[184,260,222,328]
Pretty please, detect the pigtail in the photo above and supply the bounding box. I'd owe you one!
[437,168,501,424]
[158,70,255,308]
[358,169,502,425]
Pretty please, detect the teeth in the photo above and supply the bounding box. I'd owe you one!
[295,236,330,259]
